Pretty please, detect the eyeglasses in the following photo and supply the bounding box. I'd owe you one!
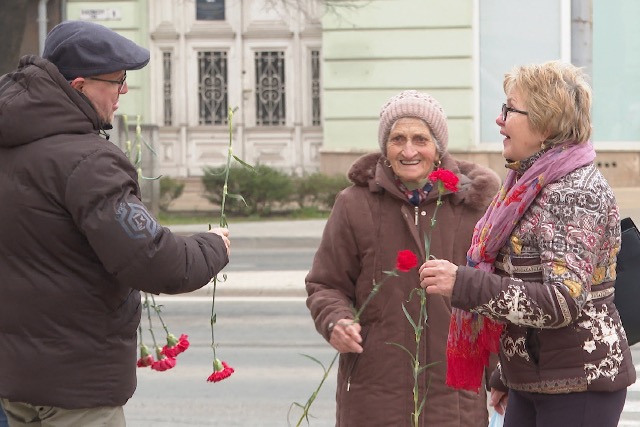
[501,103,528,121]
[86,72,127,93]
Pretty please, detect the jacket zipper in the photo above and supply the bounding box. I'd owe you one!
[345,353,360,392]
[414,206,419,226]
[345,326,371,391]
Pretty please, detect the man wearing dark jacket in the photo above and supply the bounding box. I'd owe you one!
[0,21,230,426]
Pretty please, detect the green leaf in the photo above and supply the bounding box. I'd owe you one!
[232,155,255,170]
[206,167,228,176]
[140,135,159,156]
[226,193,249,206]
[402,303,418,330]
[418,395,428,415]
[424,233,431,260]
[140,174,162,180]
[299,353,326,371]
[386,342,417,361]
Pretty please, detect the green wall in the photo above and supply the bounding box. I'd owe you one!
[322,0,474,153]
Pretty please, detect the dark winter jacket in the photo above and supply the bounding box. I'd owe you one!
[0,56,228,408]
[306,152,500,426]
[453,159,636,395]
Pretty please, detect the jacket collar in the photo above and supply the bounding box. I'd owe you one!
[347,152,497,211]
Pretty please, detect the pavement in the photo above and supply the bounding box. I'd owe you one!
[168,219,326,250]
[166,187,640,298]
[168,219,326,298]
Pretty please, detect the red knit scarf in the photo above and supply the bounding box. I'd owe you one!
[446,141,596,391]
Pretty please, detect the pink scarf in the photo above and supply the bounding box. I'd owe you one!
[446,141,596,391]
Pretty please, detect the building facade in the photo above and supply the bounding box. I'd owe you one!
[320,0,640,186]
[59,0,639,187]
[148,0,323,177]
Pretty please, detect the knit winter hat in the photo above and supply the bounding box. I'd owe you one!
[378,90,449,155]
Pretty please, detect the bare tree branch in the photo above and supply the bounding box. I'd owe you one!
[263,0,370,22]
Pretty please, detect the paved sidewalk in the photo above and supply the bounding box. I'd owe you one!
[168,187,640,242]
[167,219,326,298]
[168,219,326,249]
[166,187,640,298]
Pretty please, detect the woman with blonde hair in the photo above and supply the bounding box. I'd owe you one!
[420,61,635,427]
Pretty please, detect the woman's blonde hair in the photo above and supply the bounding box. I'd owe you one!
[503,60,592,146]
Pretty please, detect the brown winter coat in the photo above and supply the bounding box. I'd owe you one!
[0,56,228,408]
[306,152,500,427]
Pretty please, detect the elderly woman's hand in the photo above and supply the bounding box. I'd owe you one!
[419,259,458,298]
[329,319,363,354]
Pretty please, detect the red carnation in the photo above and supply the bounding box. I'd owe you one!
[207,359,235,383]
[396,250,418,272]
[136,344,154,368]
[151,356,177,372]
[136,354,154,368]
[429,169,459,193]
[162,333,190,358]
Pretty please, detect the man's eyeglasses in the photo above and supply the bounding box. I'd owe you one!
[501,103,528,121]
[86,72,127,93]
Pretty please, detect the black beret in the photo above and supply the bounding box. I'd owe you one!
[43,20,150,80]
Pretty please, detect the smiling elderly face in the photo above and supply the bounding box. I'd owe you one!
[386,117,439,184]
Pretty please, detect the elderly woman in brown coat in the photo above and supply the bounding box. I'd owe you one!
[305,90,500,426]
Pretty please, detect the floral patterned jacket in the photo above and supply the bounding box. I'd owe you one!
[453,155,636,394]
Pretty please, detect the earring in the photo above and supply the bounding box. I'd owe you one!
[383,158,392,168]
[433,159,442,169]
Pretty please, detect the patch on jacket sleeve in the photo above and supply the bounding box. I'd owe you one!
[116,201,160,239]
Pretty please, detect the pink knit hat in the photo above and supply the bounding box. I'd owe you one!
[378,90,449,155]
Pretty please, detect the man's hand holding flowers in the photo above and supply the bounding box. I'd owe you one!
[208,227,231,256]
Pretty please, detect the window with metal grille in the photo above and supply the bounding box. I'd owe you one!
[255,51,285,126]
[311,49,321,126]
[163,51,172,126]
[196,0,225,20]
[198,51,228,125]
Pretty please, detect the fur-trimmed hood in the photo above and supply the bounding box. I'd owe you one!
[347,152,500,211]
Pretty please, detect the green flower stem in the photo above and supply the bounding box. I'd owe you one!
[353,271,398,323]
[134,115,142,178]
[293,269,399,426]
[293,352,338,427]
[409,180,446,426]
[149,294,170,336]
[143,293,159,352]
[411,289,428,427]
[209,107,235,365]
[210,277,219,362]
